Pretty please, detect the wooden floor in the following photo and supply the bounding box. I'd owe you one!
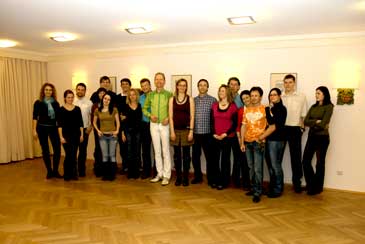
[0,159,364,244]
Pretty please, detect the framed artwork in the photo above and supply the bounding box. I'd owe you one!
[108,76,117,93]
[171,74,192,96]
[270,73,297,92]
[337,88,354,105]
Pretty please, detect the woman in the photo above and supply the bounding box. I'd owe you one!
[169,79,195,186]
[235,90,251,190]
[259,88,287,198]
[33,83,62,179]
[58,90,84,181]
[121,88,143,179]
[93,93,120,181]
[211,84,237,190]
[91,87,107,177]
[302,86,334,195]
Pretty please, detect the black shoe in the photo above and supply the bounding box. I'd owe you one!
[294,186,303,193]
[210,183,217,189]
[252,196,261,203]
[267,192,281,198]
[79,172,86,177]
[71,175,79,181]
[53,172,63,179]
[46,172,53,179]
[191,178,202,184]
[245,191,254,196]
[141,174,150,180]
[175,178,182,186]
[217,185,224,190]
[182,178,189,187]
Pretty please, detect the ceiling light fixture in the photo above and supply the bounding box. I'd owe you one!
[0,39,17,48]
[125,26,152,35]
[227,16,256,25]
[49,33,76,42]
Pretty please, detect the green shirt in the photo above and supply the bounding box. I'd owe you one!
[304,104,334,136]
[142,89,172,123]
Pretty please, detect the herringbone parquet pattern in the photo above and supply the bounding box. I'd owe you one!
[0,159,364,244]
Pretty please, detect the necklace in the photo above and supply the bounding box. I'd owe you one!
[176,95,186,104]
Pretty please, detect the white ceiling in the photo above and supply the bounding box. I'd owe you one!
[0,0,365,55]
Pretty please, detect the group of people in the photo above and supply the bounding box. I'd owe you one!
[32,72,334,203]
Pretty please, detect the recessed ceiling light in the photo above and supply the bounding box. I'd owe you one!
[49,33,76,42]
[0,39,17,48]
[125,26,152,35]
[227,16,256,25]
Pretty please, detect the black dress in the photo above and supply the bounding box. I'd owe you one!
[58,106,83,180]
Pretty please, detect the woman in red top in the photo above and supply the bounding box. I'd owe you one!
[169,79,195,186]
[211,85,238,190]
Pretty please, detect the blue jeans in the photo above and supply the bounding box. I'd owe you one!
[265,140,285,194]
[245,141,265,196]
[99,135,118,163]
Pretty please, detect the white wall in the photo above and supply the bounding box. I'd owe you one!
[48,35,365,192]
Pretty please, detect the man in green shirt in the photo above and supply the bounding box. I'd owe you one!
[143,72,172,186]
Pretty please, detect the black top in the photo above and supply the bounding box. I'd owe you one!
[121,103,142,131]
[266,101,287,141]
[90,90,117,106]
[58,106,83,140]
[33,100,60,126]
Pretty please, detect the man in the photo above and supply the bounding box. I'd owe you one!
[228,77,249,189]
[74,83,93,177]
[116,78,131,174]
[191,79,217,185]
[281,74,307,193]
[139,78,154,179]
[90,76,117,105]
[240,87,267,203]
[143,72,172,186]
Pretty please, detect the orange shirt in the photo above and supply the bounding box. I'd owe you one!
[242,105,267,142]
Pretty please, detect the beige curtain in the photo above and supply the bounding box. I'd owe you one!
[0,56,47,164]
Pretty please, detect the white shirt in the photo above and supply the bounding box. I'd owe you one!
[282,91,307,126]
[74,96,93,128]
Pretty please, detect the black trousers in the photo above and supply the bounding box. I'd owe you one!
[93,128,102,165]
[126,128,141,178]
[174,146,191,179]
[141,121,153,177]
[36,125,61,174]
[192,133,214,183]
[77,128,89,176]
[119,128,128,171]
[231,136,250,187]
[211,137,234,187]
[303,134,330,193]
[285,126,303,188]
[62,139,79,180]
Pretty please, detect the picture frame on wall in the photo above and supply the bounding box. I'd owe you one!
[108,76,117,93]
[171,74,192,96]
[270,73,297,92]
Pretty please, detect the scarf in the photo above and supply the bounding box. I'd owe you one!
[43,97,55,119]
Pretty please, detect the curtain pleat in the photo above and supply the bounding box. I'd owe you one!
[0,56,47,163]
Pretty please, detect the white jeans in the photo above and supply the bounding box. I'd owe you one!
[150,122,171,179]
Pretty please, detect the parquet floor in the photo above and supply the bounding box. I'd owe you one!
[0,159,364,244]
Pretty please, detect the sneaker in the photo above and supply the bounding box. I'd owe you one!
[161,177,170,186]
[150,176,162,183]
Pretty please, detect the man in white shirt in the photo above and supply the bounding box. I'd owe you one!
[74,83,93,177]
[281,74,307,193]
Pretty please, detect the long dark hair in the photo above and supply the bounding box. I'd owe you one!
[268,88,284,106]
[315,86,333,106]
[98,93,114,114]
